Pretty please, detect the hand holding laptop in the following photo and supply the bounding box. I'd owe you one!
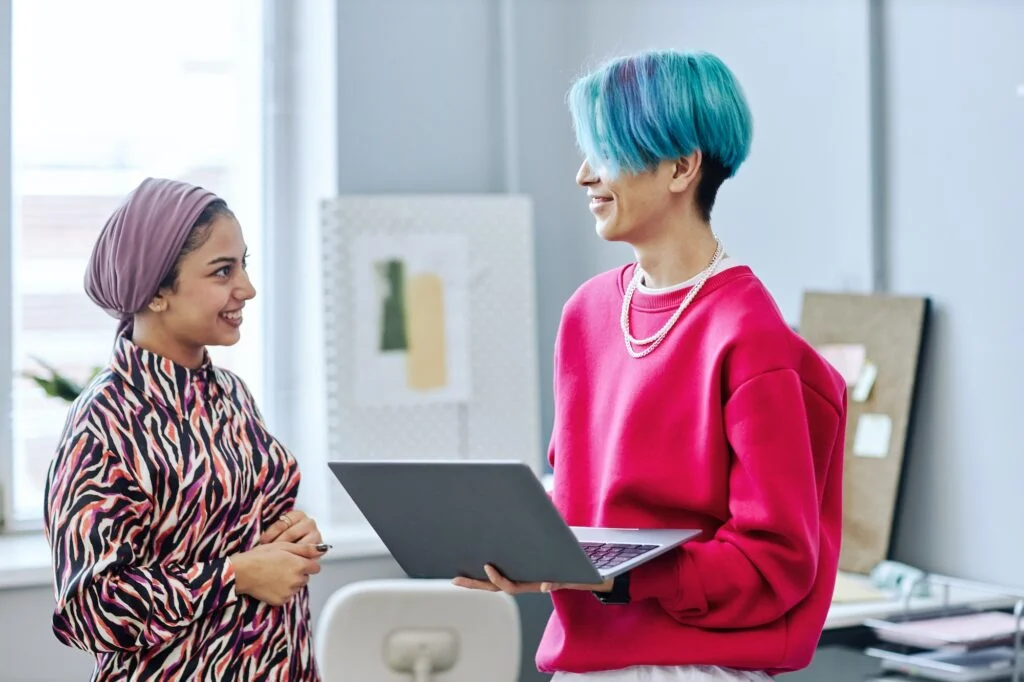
[327,460,699,585]
[452,563,614,594]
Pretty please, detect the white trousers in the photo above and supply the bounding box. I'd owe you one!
[552,666,772,682]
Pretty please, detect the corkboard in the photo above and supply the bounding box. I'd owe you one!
[799,292,930,575]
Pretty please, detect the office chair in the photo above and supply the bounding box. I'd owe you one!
[315,579,521,682]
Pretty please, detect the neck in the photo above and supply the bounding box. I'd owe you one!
[632,219,720,289]
[131,318,206,369]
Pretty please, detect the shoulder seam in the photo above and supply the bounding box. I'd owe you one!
[729,367,843,419]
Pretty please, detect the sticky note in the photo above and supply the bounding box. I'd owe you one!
[817,344,867,386]
[853,413,892,458]
[851,361,878,403]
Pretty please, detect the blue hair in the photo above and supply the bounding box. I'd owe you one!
[568,50,753,181]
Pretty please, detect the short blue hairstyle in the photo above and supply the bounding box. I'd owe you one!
[568,50,753,218]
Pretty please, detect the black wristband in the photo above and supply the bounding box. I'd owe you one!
[594,571,631,604]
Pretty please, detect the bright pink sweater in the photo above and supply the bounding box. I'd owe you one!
[536,264,846,675]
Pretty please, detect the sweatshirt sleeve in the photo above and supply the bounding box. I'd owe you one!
[628,368,840,628]
[547,334,561,489]
[45,432,239,653]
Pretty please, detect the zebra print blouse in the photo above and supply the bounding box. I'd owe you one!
[43,336,319,681]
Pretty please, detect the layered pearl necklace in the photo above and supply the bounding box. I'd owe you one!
[620,237,724,358]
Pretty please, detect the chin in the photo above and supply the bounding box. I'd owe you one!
[208,329,242,347]
[595,220,628,243]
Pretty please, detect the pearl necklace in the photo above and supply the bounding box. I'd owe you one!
[620,238,724,358]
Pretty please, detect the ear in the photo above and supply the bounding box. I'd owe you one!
[147,295,168,313]
[668,150,702,194]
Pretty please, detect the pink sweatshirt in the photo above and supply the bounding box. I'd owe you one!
[536,264,846,676]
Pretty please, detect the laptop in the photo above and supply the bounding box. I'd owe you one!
[328,459,700,585]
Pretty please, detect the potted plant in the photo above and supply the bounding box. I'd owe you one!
[22,358,102,403]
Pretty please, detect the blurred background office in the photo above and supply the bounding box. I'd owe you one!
[0,1,1021,681]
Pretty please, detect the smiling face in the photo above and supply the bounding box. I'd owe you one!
[568,51,753,239]
[576,156,699,245]
[138,212,255,367]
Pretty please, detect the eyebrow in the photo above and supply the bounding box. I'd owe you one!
[207,249,249,267]
[207,256,238,267]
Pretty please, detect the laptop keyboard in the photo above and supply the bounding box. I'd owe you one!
[581,542,658,570]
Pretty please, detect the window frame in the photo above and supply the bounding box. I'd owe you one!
[0,0,14,532]
[260,0,340,526]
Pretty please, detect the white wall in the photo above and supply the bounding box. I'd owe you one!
[336,0,505,194]
[884,0,1024,587]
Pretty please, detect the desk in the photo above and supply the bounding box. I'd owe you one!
[825,573,1017,631]
[783,574,1024,681]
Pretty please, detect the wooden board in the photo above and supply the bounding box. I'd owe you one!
[799,292,930,574]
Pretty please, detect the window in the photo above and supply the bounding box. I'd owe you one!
[3,0,265,529]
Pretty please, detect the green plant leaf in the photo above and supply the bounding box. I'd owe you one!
[21,357,99,403]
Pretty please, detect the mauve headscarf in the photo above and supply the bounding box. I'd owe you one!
[84,177,220,338]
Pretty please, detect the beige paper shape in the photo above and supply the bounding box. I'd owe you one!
[405,273,447,391]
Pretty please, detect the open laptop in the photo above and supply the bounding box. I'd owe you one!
[328,459,700,585]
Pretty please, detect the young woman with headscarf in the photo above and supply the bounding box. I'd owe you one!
[43,177,325,681]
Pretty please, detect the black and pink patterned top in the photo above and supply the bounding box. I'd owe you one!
[43,336,319,681]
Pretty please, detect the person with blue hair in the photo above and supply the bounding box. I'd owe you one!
[455,50,847,681]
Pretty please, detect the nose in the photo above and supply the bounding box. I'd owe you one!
[576,159,598,187]
[236,268,257,301]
